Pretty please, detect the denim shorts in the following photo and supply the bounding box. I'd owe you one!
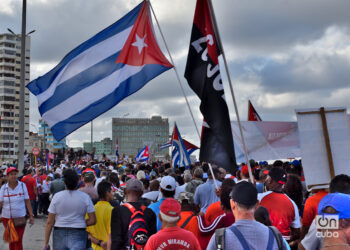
[53,227,87,250]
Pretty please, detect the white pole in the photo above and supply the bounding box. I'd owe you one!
[147,0,201,140]
[207,0,253,183]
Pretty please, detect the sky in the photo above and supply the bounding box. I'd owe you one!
[1,0,350,150]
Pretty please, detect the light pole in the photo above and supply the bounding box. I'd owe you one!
[7,0,35,172]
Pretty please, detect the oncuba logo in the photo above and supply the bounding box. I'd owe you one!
[315,215,339,238]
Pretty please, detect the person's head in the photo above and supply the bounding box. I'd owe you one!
[230,182,258,220]
[136,170,146,180]
[149,179,160,191]
[124,179,143,201]
[178,192,195,212]
[264,167,287,192]
[54,173,61,179]
[83,172,95,184]
[240,165,250,179]
[159,198,181,226]
[140,178,149,191]
[26,168,34,176]
[220,179,235,212]
[193,167,203,179]
[183,173,192,183]
[107,172,120,188]
[218,168,226,181]
[254,206,272,226]
[207,166,220,180]
[6,167,18,184]
[330,174,350,194]
[63,168,79,190]
[318,193,350,241]
[97,181,114,201]
[160,176,176,198]
[283,174,303,210]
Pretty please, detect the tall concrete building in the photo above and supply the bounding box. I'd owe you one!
[0,33,30,163]
[83,137,113,156]
[112,116,169,159]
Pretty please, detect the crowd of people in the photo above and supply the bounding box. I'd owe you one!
[0,157,349,250]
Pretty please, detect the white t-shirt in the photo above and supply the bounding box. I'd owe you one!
[48,190,95,228]
[0,181,29,218]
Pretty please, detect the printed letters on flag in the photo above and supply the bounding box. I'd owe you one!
[184,0,236,172]
[248,100,262,121]
[172,138,199,167]
[171,124,192,168]
[135,146,150,162]
[27,1,172,141]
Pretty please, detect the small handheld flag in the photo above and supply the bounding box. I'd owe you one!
[171,124,191,168]
[172,138,198,168]
[135,146,150,162]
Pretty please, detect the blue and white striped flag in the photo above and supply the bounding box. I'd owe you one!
[27,1,172,141]
[159,141,172,149]
[171,138,198,168]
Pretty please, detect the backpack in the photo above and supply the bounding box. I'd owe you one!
[215,225,285,250]
[123,203,149,250]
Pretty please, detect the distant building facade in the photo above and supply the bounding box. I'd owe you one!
[38,120,66,151]
[0,33,30,163]
[112,116,169,159]
[83,137,113,156]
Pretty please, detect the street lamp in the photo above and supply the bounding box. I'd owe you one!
[7,28,35,38]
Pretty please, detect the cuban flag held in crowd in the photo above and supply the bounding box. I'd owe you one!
[27,1,173,141]
[171,124,192,168]
[172,138,198,168]
[135,146,150,162]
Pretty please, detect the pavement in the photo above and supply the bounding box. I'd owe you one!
[0,215,50,250]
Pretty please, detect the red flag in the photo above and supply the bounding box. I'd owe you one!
[248,100,262,121]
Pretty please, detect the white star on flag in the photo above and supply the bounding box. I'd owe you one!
[132,34,147,54]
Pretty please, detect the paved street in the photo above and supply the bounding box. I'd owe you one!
[0,215,49,250]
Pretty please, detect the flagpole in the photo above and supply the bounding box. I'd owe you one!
[91,120,93,155]
[207,0,254,183]
[148,0,201,140]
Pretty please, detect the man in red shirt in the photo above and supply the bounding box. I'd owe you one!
[21,168,38,217]
[145,198,201,250]
[258,167,301,242]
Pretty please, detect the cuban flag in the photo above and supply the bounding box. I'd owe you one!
[248,100,262,121]
[171,124,192,168]
[135,146,150,162]
[159,141,172,149]
[172,138,198,168]
[115,139,119,160]
[27,1,173,141]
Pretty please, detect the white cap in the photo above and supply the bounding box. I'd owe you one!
[160,176,176,191]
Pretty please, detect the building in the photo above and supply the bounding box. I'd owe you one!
[112,116,169,159]
[38,119,66,151]
[83,137,113,156]
[0,33,30,163]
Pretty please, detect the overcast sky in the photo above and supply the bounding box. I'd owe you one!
[2,0,350,149]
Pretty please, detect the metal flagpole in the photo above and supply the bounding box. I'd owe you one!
[18,0,27,173]
[91,120,93,155]
[207,0,254,183]
[148,0,201,140]
[149,0,221,189]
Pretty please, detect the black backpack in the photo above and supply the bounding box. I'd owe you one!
[123,203,149,250]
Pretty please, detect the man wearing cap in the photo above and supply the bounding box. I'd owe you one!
[207,182,288,250]
[110,179,156,249]
[148,176,176,231]
[317,193,350,249]
[79,172,99,204]
[145,198,201,250]
[258,167,301,241]
[194,167,222,213]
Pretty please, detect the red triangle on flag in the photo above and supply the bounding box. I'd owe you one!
[115,1,172,67]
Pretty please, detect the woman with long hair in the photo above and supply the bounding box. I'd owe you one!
[43,168,96,250]
[0,167,34,250]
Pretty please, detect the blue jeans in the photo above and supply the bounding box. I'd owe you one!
[30,199,38,217]
[53,228,87,250]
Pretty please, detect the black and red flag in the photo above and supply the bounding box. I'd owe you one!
[185,0,236,172]
[248,100,262,121]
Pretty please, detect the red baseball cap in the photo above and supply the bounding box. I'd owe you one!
[160,198,181,218]
[6,167,18,175]
[241,165,249,176]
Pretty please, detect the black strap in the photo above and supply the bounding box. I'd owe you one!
[181,214,194,228]
[268,226,284,250]
[215,228,226,250]
[229,226,251,250]
[24,176,33,184]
